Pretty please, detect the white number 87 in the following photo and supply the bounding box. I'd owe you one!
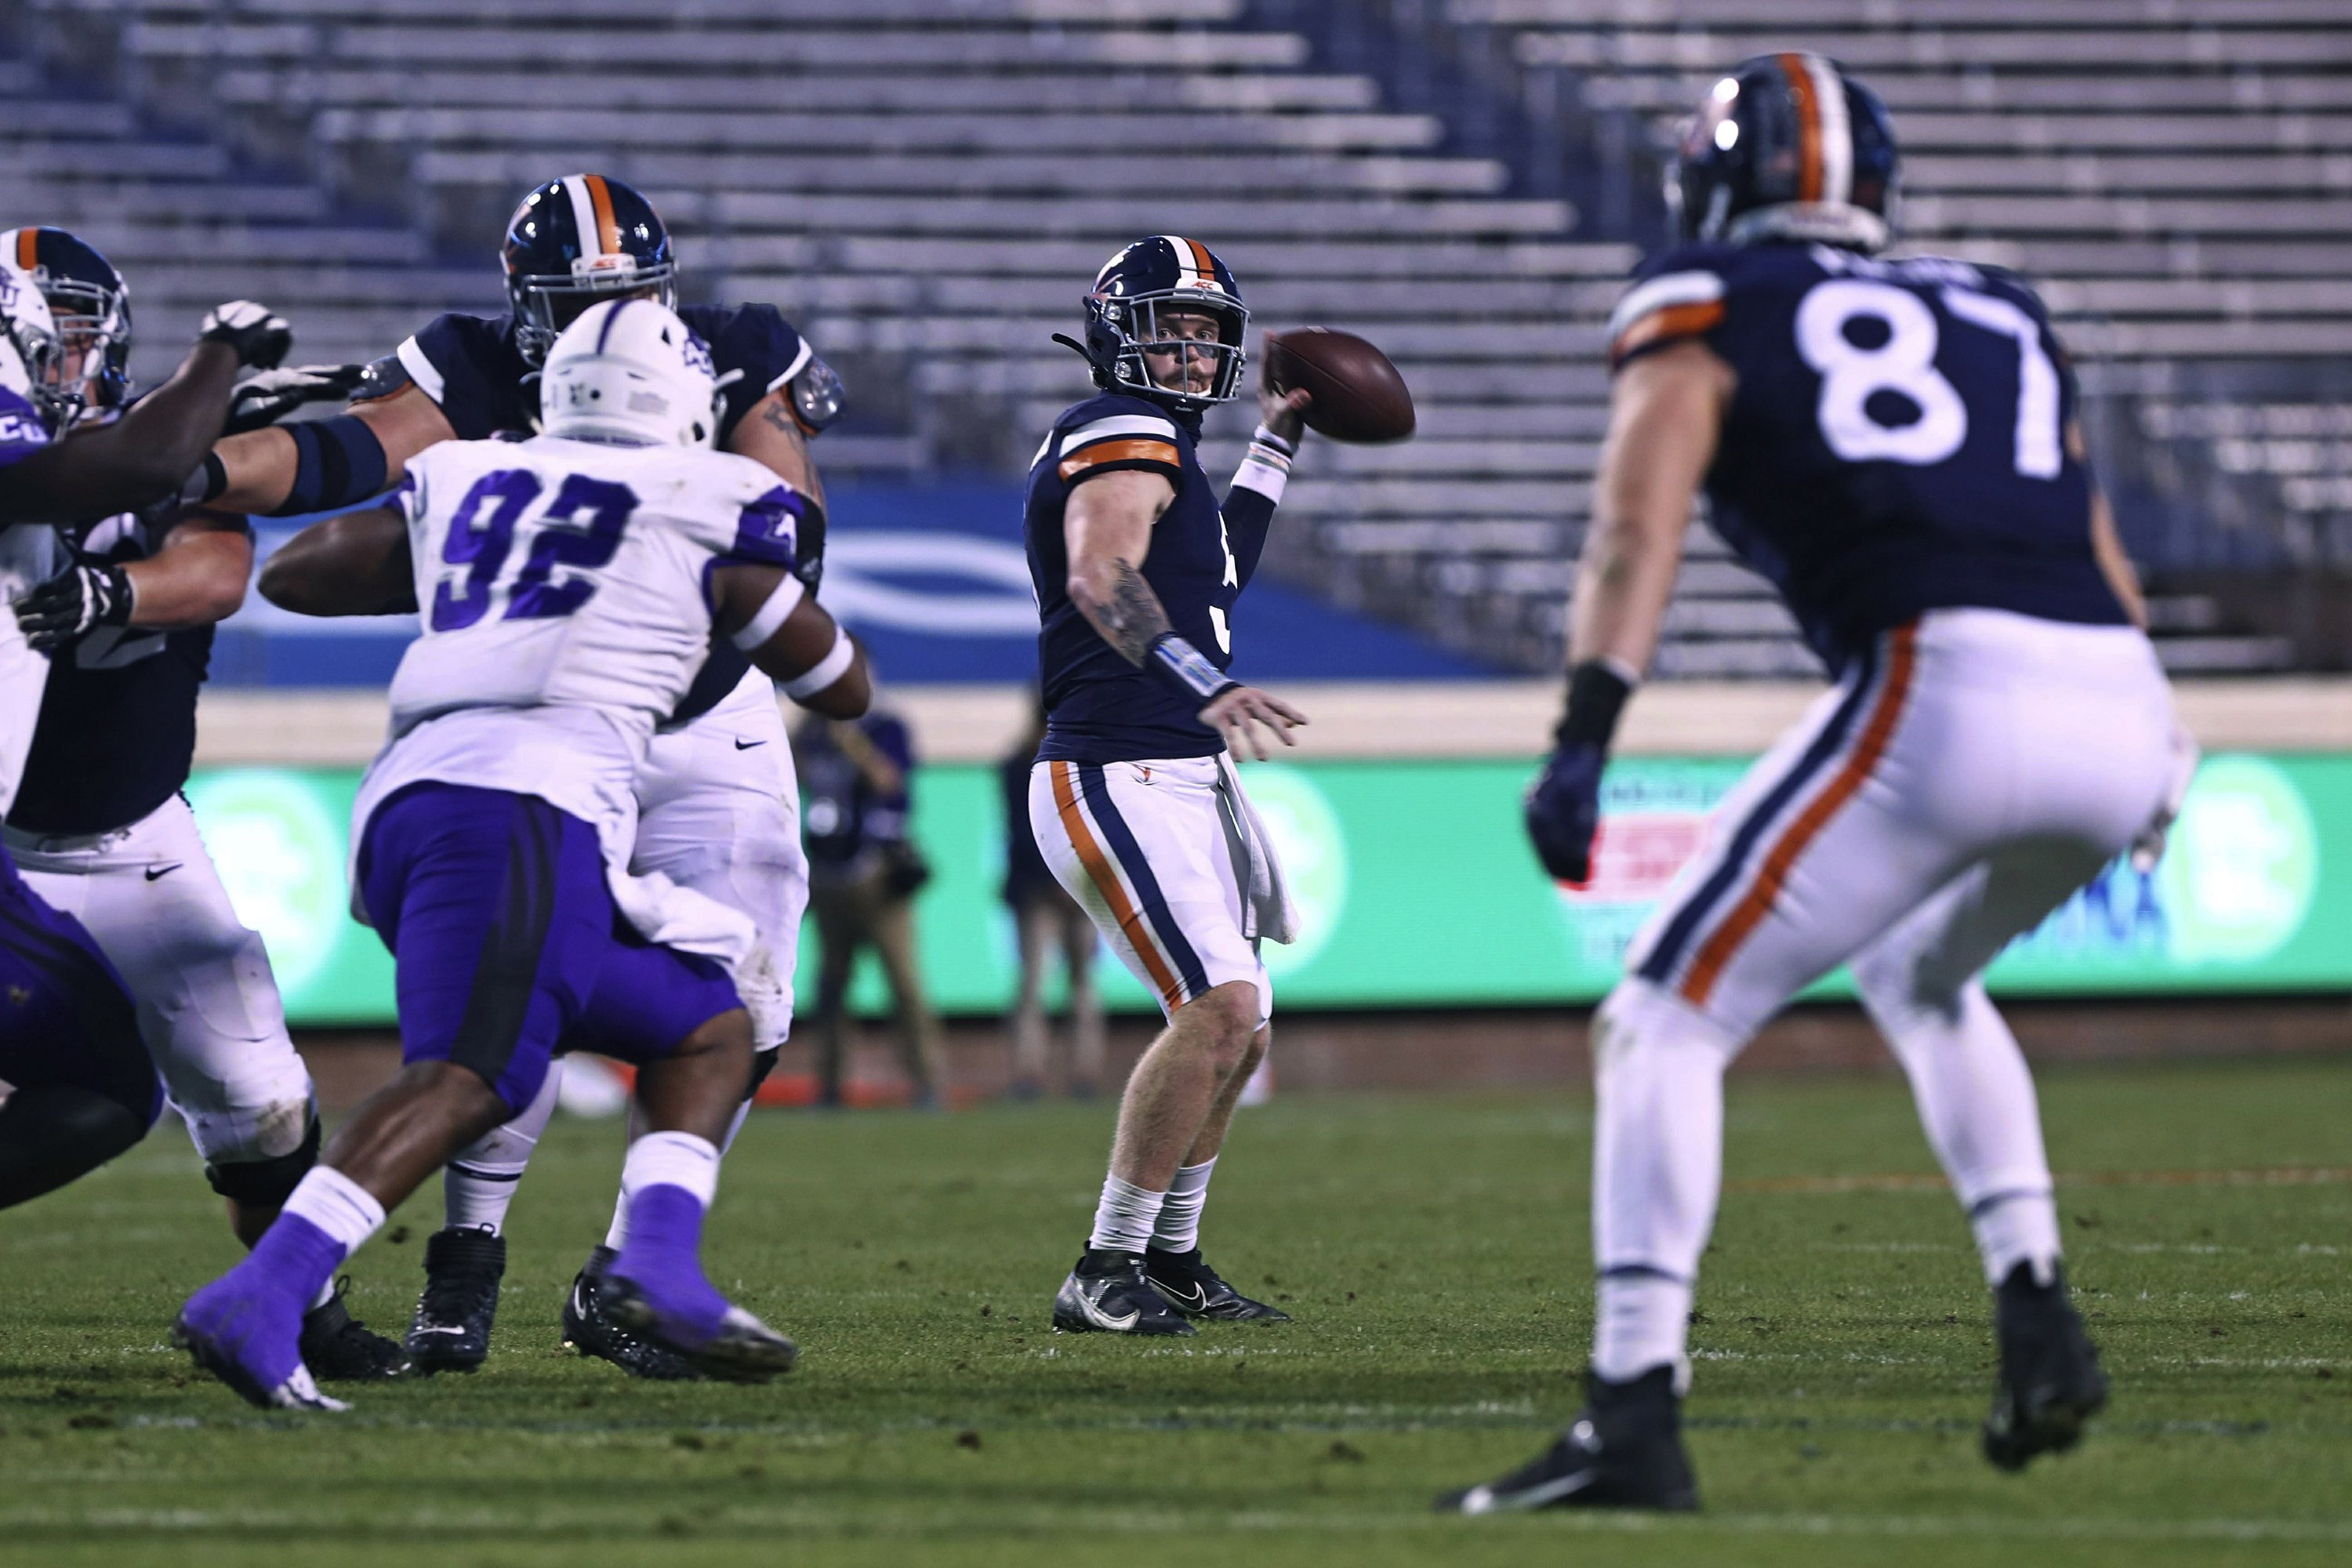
[1794,278,2062,480]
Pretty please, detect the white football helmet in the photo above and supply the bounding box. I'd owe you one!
[539,297,720,448]
[0,261,64,437]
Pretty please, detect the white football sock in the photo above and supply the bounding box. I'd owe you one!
[284,1165,387,1258]
[443,1065,561,1234]
[1149,1158,1217,1253]
[1088,1174,1165,1255]
[1589,983,1743,1377]
[1871,978,2062,1285]
[621,1131,720,1208]
[1592,1272,1695,1383]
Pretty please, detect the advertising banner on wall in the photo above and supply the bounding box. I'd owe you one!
[186,753,2348,1025]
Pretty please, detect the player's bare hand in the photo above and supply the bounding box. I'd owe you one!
[1202,684,1307,760]
[1258,378,1312,446]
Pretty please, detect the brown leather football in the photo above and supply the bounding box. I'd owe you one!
[1264,327,1415,444]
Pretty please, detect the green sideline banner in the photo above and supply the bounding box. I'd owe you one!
[184,753,2351,1026]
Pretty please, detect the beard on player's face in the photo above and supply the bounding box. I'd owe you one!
[1141,310,1224,394]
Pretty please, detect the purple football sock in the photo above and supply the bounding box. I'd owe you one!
[612,1185,730,1338]
[180,1214,344,1391]
[246,1213,347,1307]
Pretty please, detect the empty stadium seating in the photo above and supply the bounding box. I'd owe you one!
[6,0,2335,675]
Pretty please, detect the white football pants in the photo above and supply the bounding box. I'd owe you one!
[8,793,314,1168]
[1595,610,2181,1333]
[1029,755,1272,1028]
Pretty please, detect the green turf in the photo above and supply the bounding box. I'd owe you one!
[2,1054,2347,1566]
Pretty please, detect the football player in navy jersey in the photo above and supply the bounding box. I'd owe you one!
[1444,56,2190,1514]
[1024,237,1312,1338]
[1,230,402,1377]
[0,256,295,1211]
[198,172,844,1380]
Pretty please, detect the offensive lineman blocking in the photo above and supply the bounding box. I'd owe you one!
[1446,56,2190,1512]
[1026,237,1311,1336]
[210,173,838,1378]
[176,299,866,1410]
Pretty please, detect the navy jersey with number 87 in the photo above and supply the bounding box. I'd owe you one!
[1610,241,2128,673]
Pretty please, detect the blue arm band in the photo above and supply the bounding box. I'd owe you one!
[1145,633,1241,708]
[272,413,389,517]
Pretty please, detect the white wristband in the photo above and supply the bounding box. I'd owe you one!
[782,624,854,699]
[728,574,805,652]
[1233,428,1294,505]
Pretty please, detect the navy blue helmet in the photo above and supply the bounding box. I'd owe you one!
[1067,235,1249,412]
[4,226,131,420]
[501,173,677,366]
[1670,54,1900,254]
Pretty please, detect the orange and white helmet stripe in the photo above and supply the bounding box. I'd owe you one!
[561,172,624,259]
[1776,53,1853,208]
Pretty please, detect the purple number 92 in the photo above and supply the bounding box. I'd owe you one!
[430,470,638,632]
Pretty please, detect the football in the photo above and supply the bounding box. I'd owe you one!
[1264,327,1416,444]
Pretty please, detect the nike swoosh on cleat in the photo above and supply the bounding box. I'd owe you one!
[1156,1281,1210,1312]
[1489,1467,1600,1512]
[411,1327,468,1338]
[1078,1286,1141,1331]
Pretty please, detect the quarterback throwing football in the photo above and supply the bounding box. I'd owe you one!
[1026,237,1311,1337]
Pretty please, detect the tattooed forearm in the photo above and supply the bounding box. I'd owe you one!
[736,398,827,507]
[1076,558,1174,666]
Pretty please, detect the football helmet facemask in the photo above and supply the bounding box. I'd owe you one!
[1669,53,1900,254]
[1063,236,1249,412]
[503,173,678,368]
[0,260,69,437]
[539,297,720,449]
[1,227,127,426]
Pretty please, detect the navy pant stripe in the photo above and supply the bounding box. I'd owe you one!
[451,793,562,1092]
[1636,644,1884,986]
[1077,764,1213,1004]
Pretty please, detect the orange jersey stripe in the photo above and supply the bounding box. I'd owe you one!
[583,172,620,254]
[1058,437,1180,481]
[1610,299,1726,365]
[1778,53,1824,204]
[1678,624,1919,1008]
[1050,763,1184,1009]
[15,229,35,271]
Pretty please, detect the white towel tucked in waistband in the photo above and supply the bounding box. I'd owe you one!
[1216,754,1299,946]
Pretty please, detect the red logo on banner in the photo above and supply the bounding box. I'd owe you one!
[1557,812,1709,902]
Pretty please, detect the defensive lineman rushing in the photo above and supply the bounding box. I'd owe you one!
[2,228,401,1377]
[204,172,838,1378]
[0,258,299,1209]
[1026,237,1310,1336]
[176,299,868,1410]
[1444,56,2192,1513]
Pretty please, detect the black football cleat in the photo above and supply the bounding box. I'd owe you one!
[1051,1247,1196,1336]
[1984,1261,2109,1472]
[300,1277,408,1381]
[405,1225,505,1374]
[1144,1246,1291,1323]
[1438,1366,1700,1514]
[563,1245,700,1381]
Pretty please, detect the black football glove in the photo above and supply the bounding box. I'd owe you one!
[13,561,135,651]
[223,362,365,436]
[199,300,293,370]
[1524,742,1607,887]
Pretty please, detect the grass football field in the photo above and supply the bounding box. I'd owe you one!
[2,1052,2346,1566]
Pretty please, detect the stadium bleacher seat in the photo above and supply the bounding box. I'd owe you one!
[9,0,2333,675]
